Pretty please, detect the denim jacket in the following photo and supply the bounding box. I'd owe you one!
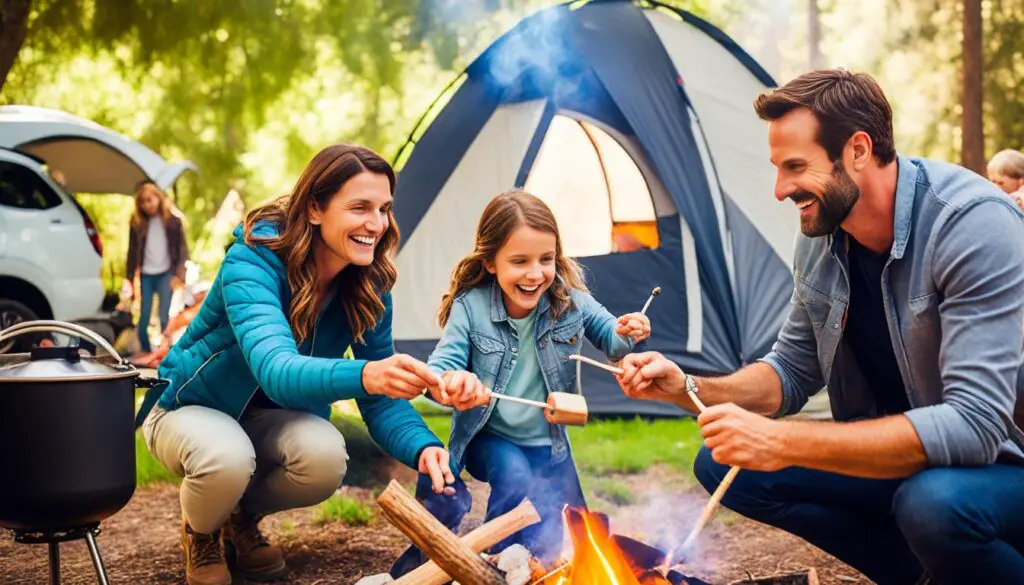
[762,155,1024,466]
[428,281,635,467]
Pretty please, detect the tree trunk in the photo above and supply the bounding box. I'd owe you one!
[961,0,985,174]
[808,0,824,69]
[0,0,31,93]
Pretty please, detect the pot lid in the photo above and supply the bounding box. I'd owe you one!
[0,347,138,383]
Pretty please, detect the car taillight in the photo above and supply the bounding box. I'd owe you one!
[84,215,103,257]
[68,196,103,257]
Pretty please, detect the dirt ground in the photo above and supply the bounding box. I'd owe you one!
[0,465,869,585]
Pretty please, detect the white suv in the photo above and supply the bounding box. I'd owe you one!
[0,106,194,352]
[0,148,105,351]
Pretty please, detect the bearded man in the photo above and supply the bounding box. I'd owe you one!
[616,69,1024,585]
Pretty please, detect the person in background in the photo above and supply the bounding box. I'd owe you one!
[126,181,190,354]
[987,149,1024,209]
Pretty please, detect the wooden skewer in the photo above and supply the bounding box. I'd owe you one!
[658,380,741,572]
[640,286,661,315]
[488,393,548,410]
[568,354,624,375]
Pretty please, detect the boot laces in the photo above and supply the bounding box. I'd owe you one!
[192,530,224,568]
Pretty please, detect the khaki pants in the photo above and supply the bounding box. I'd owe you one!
[143,404,348,534]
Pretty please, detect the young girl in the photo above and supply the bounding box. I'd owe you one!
[140,144,455,585]
[126,181,190,354]
[391,191,651,575]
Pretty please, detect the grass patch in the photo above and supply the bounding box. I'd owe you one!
[585,476,636,506]
[569,417,703,475]
[315,495,374,526]
[136,432,180,487]
[422,413,453,446]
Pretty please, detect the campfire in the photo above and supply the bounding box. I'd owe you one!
[357,482,818,585]
[527,507,709,585]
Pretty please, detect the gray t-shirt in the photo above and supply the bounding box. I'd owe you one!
[142,216,172,275]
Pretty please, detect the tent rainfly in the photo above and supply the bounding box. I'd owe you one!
[391,0,799,417]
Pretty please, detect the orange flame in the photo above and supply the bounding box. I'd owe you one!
[561,507,642,585]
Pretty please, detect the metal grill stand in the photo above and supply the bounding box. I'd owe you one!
[13,524,110,585]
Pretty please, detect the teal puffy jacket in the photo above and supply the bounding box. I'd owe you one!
[152,223,442,469]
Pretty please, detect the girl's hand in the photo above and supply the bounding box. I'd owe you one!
[418,446,456,495]
[362,354,445,401]
[616,312,651,343]
[441,370,491,411]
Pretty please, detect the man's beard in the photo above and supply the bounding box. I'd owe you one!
[791,160,861,237]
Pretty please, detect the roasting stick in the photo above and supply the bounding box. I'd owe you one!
[568,354,624,375]
[641,286,661,315]
[659,378,742,572]
[570,339,744,573]
[488,393,549,410]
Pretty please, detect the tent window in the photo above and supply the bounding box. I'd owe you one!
[524,115,659,257]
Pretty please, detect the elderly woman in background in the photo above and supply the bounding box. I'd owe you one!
[987,149,1024,209]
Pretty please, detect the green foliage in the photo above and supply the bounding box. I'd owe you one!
[315,494,375,526]
[1,0,546,283]
[135,431,180,488]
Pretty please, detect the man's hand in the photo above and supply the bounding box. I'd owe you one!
[699,403,789,472]
[362,354,445,401]
[418,446,456,495]
[614,352,695,408]
[615,312,652,343]
[440,370,491,411]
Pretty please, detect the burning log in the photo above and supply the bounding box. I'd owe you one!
[393,498,542,585]
[377,480,505,585]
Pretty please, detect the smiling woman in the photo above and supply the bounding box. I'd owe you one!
[135,144,457,585]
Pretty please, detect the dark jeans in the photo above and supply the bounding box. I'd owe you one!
[390,431,587,578]
[138,271,173,352]
[694,446,1024,585]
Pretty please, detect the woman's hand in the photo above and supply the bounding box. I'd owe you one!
[362,354,444,401]
[615,312,652,343]
[441,370,491,411]
[418,446,456,495]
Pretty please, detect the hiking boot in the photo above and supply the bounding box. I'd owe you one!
[180,517,231,585]
[223,507,287,581]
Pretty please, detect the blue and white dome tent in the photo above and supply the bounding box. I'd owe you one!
[391,0,799,417]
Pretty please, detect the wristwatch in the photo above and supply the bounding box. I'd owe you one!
[684,373,699,396]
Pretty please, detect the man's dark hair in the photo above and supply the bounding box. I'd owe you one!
[754,69,896,164]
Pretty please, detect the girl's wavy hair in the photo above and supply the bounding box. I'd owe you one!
[438,190,587,327]
[243,143,398,344]
[130,180,181,231]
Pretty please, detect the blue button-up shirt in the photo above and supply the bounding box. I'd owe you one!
[762,154,1024,466]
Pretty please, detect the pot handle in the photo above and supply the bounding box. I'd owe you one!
[0,320,125,363]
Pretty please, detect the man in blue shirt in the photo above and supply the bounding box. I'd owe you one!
[617,69,1024,585]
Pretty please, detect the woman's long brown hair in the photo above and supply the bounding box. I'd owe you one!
[438,191,587,327]
[243,143,398,344]
[130,181,176,231]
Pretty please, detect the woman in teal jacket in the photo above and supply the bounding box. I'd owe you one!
[140,144,456,585]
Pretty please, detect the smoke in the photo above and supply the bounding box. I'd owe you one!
[602,485,726,574]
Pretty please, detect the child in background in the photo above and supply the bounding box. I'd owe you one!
[391,191,651,575]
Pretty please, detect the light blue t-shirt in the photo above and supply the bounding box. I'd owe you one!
[485,308,551,446]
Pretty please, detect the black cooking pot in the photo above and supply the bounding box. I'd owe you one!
[0,320,160,532]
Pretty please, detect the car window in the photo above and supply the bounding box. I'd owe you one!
[0,161,63,210]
